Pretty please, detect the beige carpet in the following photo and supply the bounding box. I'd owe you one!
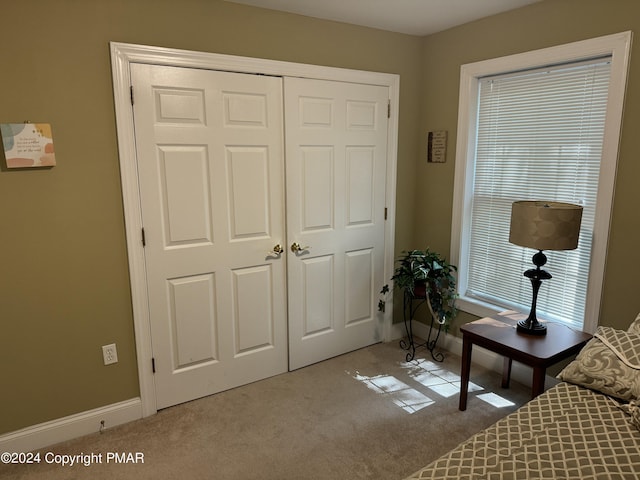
[1,341,532,480]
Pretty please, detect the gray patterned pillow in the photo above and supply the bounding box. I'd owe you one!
[628,312,640,335]
[557,326,640,401]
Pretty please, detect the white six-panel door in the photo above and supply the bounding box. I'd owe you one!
[131,62,389,408]
[131,64,288,409]
[285,78,388,370]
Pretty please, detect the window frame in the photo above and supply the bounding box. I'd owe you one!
[450,32,632,333]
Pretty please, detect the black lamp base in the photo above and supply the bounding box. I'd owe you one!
[518,250,551,336]
[517,318,547,335]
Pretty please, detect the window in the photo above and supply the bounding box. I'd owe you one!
[451,32,631,332]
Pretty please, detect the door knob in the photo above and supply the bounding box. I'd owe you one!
[269,244,283,256]
[290,242,309,253]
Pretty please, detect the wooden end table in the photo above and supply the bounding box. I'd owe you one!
[458,312,592,411]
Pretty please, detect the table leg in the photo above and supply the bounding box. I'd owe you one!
[501,356,512,388]
[531,366,546,398]
[459,335,472,411]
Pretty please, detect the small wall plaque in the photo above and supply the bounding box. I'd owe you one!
[427,130,447,163]
[1,123,56,168]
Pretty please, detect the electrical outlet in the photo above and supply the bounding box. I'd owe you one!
[102,343,118,365]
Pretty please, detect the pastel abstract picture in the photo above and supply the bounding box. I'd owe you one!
[1,123,56,168]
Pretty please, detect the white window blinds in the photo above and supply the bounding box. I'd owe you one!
[466,57,612,327]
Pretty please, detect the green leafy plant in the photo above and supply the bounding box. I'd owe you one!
[379,249,458,328]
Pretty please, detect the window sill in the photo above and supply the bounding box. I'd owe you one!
[457,295,586,332]
[456,296,505,319]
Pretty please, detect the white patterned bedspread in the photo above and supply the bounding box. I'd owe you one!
[405,382,640,479]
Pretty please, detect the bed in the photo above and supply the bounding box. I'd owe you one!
[405,315,640,479]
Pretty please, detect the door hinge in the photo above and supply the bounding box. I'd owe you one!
[384,207,388,220]
[130,85,134,105]
[141,227,146,247]
[387,100,391,118]
[152,357,156,373]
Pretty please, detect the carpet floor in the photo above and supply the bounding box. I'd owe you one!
[2,340,532,480]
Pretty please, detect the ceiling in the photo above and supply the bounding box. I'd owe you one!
[224,0,542,36]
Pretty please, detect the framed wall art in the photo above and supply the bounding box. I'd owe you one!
[1,122,56,168]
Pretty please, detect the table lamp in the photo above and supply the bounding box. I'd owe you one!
[509,201,583,335]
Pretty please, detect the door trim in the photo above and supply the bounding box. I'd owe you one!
[110,42,399,417]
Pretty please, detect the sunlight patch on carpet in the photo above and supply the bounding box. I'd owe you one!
[402,357,485,398]
[477,392,515,408]
[350,372,435,413]
[427,382,460,398]
[348,355,514,414]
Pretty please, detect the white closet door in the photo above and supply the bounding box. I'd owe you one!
[285,77,389,370]
[131,63,287,409]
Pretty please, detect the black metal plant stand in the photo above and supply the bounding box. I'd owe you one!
[400,289,444,362]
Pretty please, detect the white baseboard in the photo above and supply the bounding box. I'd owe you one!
[386,319,408,342]
[0,398,142,453]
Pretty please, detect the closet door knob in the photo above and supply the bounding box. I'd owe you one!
[290,242,310,253]
[268,244,283,256]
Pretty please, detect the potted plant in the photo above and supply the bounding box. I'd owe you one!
[380,249,458,328]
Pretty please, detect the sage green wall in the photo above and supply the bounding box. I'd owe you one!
[4,0,637,437]
[417,0,640,334]
[0,0,422,434]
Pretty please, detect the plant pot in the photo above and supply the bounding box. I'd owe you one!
[413,282,427,298]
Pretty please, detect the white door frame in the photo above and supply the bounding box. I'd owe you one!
[110,42,399,417]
